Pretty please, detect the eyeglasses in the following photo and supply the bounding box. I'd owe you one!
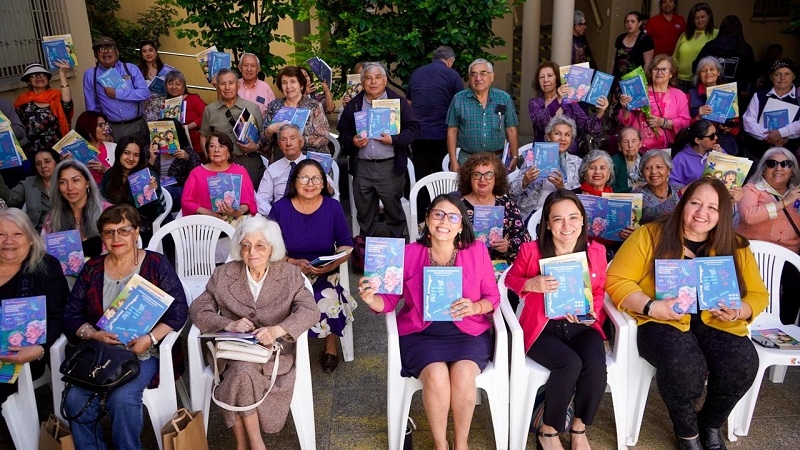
[765,159,794,169]
[297,175,324,185]
[470,171,495,180]
[702,132,718,140]
[429,209,462,224]
[239,242,270,253]
[469,70,492,78]
[97,45,116,53]
[652,67,671,73]
[97,122,110,129]
[100,226,135,239]
[29,73,48,79]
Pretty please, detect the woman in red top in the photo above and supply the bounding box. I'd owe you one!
[165,70,207,161]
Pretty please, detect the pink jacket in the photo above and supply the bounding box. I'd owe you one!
[737,182,800,253]
[181,164,257,216]
[505,241,608,352]
[380,242,500,337]
[618,86,690,151]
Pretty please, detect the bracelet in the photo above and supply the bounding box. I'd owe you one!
[642,299,655,317]
[36,346,45,361]
[733,309,741,321]
[148,332,158,347]
[78,323,95,340]
[477,301,483,314]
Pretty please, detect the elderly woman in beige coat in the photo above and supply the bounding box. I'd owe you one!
[189,216,318,450]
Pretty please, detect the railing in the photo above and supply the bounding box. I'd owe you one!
[128,48,217,92]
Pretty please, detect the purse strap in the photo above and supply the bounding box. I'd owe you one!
[773,194,800,239]
[206,340,282,412]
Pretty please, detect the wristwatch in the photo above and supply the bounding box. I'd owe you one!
[148,332,159,347]
[642,299,655,317]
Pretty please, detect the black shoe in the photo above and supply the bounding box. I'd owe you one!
[570,428,588,450]
[699,428,727,450]
[535,429,559,450]
[321,352,339,373]
[677,436,703,450]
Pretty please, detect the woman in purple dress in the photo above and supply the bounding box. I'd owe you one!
[269,159,354,373]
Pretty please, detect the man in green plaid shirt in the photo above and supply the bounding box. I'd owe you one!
[446,58,519,172]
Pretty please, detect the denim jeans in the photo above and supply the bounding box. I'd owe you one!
[65,356,158,450]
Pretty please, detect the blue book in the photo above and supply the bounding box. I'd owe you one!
[539,253,591,318]
[44,230,84,276]
[533,142,561,182]
[229,174,242,210]
[207,174,235,213]
[128,168,157,207]
[97,68,128,90]
[368,108,392,138]
[1,296,46,354]
[271,107,296,124]
[697,256,741,310]
[654,259,698,314]
[423,267,463,321]
[306,57,332,87]
[577,195,605,240]
[307,151,333,174]
[354,111,369,138]
[563,65,594,103]
[585,71,614,107]
[160,176,177,187]
[578,195,633,242]
[60,140,98,166]
[208,52,231,79]
[703,89,737,124]
[0,130,22,169]
[42,40,70,70]
[270,107,311,133]
[234,108,260,145]
[763,109,789,130]
[619,76,649,110]
[148,76,167,95]
[157,63,177,78]
[472,205,504,248]
[603,199,633,242]
[364,237,405,295]
[96,274,174,345]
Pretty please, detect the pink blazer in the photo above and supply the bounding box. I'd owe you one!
[618,86,690,151]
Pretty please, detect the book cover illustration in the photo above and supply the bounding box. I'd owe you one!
[270,107,311,133]
[696,256,741,310]
[603,199,633,242]
[563,65,595,103]
[763,110,789,130]
[620,67,650,110]
[306,57,333,87]
[52,130,99,166]
[706,82,739,118]
[149,121,180,155]
[44,230,85,276]
[128,168,157,207]
[42,40,71,71]
[371,99,401,134]
[0,361,21,384]
[354,111,369,138]
[367,108,392,138]
[162,97,183,120]
[229,174,242,210]
[703,151,753,189]
[492,259,510,282]
[751,328,800,349]
[97,68,128,90]
[558,62,590,84]
[473,205,504,248]
[157,63,177,78]
[0,128,22,169]
[654,259,698,314]
[762,97,798,130]
[703,88,737,124]
[602,192,643,228]
[233,108,260,145]
[364,237,405,295]
[1,296,46,354]
[307,151,334,174]
[345,73,363,99]
[195,46,218,83]
[423,267,463,322]
[539,252,592,318]
[96,274,174,345]
[208,52,231,80]
[208,174,237,213]
[585,71,614,107]
[533,142,561,182]
[42,34,77,67]
[160,176,177,187]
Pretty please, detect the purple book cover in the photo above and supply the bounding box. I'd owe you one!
[208,173,235,213]
[655,259,698,314]
[540,260,589,318]
[1,296,46,353]
[602,199,632,242]
[697,256,741,310]
[585,71,613,106]
[473,205,504,248]
[563,65,595,103]
[354,111,369,138]
[423,267,463,322]
[271,107,296,124]
[364,237,404,295]
[534,142,561,182]
[44,229,84,276]
[128,168,157,207]
[96,274,174,345]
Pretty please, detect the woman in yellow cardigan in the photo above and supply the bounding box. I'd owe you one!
[606,177,767,450]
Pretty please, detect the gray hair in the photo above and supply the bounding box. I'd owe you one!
[164,70,188,95]
[229,216,286,262]
[617,126,642,144]
[361,62,387,81]
[433,46,455,62]
[544,115,577,141]
[750,147,800,186]
[579,150,616,185]
[639,149,674,173]
[0,208,46,274]
[693,56,723,86]
[239,53,261,69]
[574,10,586,26]
[468,58,493,75]
[216,67,238,82]
[47,160,106,239]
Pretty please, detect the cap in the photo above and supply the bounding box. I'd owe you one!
[770,58,795,74]
[20,63,52,82]
[92,36,117,50]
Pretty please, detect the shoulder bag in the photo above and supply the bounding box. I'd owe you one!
[206,340,282,411]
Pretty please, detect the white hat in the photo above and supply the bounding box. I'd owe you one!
[21,63,51,82]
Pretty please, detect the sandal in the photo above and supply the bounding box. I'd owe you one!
[536,430,560,450]
[569,428,589,450]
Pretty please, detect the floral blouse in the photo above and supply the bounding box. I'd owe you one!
[633,182,683,224]
[16,100,73,152]
[459,194,532,263]
[144,93,166,122]
[261,96,330,160]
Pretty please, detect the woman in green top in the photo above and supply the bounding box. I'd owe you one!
[672,2,718,92]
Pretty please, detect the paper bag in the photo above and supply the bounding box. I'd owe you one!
[161,408,209,450]
[38,414,75,450]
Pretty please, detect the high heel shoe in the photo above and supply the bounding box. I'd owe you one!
[536,429,560,450]
[569,428,589,450]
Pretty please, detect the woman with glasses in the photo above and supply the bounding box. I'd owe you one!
[671,119,729,187]
[181,132,256,222]
[74,110,115,184]
[269,159,354,373]
[63,205,188,450]
[737,147,800,324]
[164,70,207,160]
[611,127,644,193]
[357,193,500,450]
[14,63,73,153]
[190,216,318,448]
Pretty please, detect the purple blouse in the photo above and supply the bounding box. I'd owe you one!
[528,96,601,154]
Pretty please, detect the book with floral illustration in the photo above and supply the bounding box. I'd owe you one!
[1,296,46,354]
[558,62,589,84]
[149,120,180,155]
[473,205,504,248]
[585,71,614,107]
[97,67,128,90]
[52,130,99,166]
[42,34,77,67]
[602,192,643,228]
[195,46,218,83]
[128,168,157,207]
[364,237,404,295]
[578,195,633,241]
[563,65,595,103]
[539,252,591,318]
[345,74,362,99]
[208,174,234,213]
[44,230,85,276]
[697,256,741,310]
[655,259,698,314]
[423,267,462,322]
[702,151,752,189]
[96,274,174,345]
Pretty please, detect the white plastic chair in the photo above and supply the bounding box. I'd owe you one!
[329,132,341,160]
[385,299,509,450]
[329,160,341,203]
[526,208,544,241]
[442,148,462,172]
[407,172,459,242]
[187,275,317,449]
[146,215,236,300]
[728,240,800,440]
[348,159,416,238]
[51,280,193,450]
[1,363,39,450]
[152,188,173,234]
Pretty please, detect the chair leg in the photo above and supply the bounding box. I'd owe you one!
[768,365,788,383]
[627,362,655,446]
[732,362,769,438]
[481,385,509,450]
[341,322,354,362]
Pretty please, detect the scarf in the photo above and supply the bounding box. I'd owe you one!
[14,88,70,136]
[579,182,613,197]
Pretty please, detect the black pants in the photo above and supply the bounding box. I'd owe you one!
[410,139,448,218]
[781,263,800,325]
[526,320,606,432]
[637,317,758,438]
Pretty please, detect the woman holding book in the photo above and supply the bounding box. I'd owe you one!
[356,193,500,450]
[457,152,531,264]
[101,136,165,245]
[190,216,318,448]
[14,62,73,153]
[506,189,608,450]
[138,40,166,122]
[670,119,725,186]
[182,132,257,221]
[611,127,643,193]
[63,205,187,450]
[688,57,741,155]
[74,110,115,184]
[633,150,684,224]
[165,70,207,159]
[737,147,800,325]
[0,208,69,408]
[261,66,329,162]
[606,177,767,450]
[268,159,354,373]
[0,148,60,231]
[528,61,607,154]
[672,2,718,92]
[145,118,201,212]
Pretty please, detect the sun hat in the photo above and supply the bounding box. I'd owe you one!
[20,63,51,82]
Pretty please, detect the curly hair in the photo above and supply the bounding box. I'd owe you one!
[457,152,509,196]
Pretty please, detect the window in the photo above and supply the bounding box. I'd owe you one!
[0,0,70,91]
[752,0,791,21]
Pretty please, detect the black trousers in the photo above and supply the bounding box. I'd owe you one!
[637,317,758,438]
[410,139,448,218]
[526,320,607,432]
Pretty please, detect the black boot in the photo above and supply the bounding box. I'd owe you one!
[677,436,703,450]
[699,428,728,450]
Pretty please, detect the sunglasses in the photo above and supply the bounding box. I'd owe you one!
[429,209,462,224]
[702,132,718,140]
[765,159,793,169]
[224,109,237,128]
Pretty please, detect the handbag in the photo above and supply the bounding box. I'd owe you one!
[206,339,282,411]
[160,408,209,450]
[578,131,609,158]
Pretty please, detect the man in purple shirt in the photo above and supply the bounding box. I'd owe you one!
[83,36,150,145]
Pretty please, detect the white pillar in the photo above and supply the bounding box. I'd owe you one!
[551,0,575,66]
[651,0,661,18]
[519,0,542,136]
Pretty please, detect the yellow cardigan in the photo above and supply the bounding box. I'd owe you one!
[605,223,768,336]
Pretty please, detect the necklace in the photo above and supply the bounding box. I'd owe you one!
[428,247,457,267]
